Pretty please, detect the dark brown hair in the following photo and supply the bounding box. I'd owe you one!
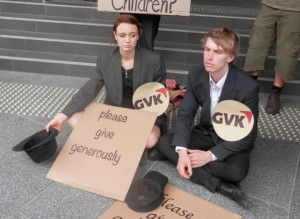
[201,27,240,64]
[113,14,143,38]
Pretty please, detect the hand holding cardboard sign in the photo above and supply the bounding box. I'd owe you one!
[47,103,157,201]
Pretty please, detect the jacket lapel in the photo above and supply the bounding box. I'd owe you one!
[219,66,236,102]
[112,49,123,105]
[132,47,142,92]
[211,67,236,143]
[201,75,211,116]
[198,71,212,125]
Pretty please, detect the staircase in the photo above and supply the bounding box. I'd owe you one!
[0,0,299,94]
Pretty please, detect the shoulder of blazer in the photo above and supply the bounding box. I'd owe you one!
[136,47,161,62]
[186,65,209,97]
[100,47,120,62]
[97,47,121,73]
[188,65,208,84]
[228,65,259,90]
[189,65,206,75]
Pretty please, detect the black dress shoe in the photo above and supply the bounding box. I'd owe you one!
[147,149,167,161]
[265,91,280,115]
[216,181,248,209]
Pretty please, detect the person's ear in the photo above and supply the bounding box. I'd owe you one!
[113,31,117,41]
[227,54,235,63]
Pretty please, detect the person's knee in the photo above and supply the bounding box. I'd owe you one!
[145,126,161,149]
[156,133,172,151]
[145,134,159,149]
[228,166,249,183]
[66,112,82,128]
[66,119,76,128]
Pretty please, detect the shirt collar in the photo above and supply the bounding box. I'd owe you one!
[209,68,229,89]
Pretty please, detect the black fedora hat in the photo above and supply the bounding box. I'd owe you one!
[125,171,168,212]
[13,128,59,163]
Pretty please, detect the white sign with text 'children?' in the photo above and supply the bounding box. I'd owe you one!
[98,0,191,16]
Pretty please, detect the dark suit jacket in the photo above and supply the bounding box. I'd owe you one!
[62,47,167,131]
[171,65,259,161]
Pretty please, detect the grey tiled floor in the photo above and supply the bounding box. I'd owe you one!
[1,70,300,219]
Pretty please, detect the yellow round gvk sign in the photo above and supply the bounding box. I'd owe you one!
[212,100,254,141]
[132,82,169,116]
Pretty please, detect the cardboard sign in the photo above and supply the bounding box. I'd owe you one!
[99,184,241,219]
[98,0,191,16]
[47,103,157,201]
[212,100,254,141]
[132,82,169,116]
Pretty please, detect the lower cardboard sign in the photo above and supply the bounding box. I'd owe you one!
[99,184,241,219]
[47,103,157,201]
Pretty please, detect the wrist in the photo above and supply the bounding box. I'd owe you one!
[55,113,68,121]
[178,149,188,156]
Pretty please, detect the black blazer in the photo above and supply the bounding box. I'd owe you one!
[171,65,259,161]
[62,47,167,131]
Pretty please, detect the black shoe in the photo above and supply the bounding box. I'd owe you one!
[265,91,280,115]
[147,149,167,161]
[216,182,248,209]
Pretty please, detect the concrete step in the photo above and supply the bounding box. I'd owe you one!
[0,0,299,86]
[0,13,280,60]
[0,48,96,77]
[0,27,293,78]
[0,0,257,34]
[0,11,254,48]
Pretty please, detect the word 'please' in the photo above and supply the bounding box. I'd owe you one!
[98,109,128,123]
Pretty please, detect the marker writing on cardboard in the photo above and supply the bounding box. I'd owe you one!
[112,194,195,219]
[69,144,121,166]
[111,0,177,14]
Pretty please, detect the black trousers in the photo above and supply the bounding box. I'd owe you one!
[132,14,161,51]
[157,130,250,192]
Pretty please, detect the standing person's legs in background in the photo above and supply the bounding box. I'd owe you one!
[132,14,161,50]
[244,5,300,115]
[265,9,300,114]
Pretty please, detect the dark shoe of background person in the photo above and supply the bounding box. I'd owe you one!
[216,181,248,209]
[265,91,280,115]
[148,149,167,161]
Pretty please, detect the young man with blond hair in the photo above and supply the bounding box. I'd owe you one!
[151,28,259,209]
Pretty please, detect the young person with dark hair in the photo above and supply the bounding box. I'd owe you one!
[46,14,167,149]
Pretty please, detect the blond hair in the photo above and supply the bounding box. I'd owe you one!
[201,27,240,65]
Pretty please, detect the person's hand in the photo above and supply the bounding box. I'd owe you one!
[176,149,192,179]
[187,149,212,168]
[45,113,68,133]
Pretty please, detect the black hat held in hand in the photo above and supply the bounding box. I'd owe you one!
[125,171,168,212]
[12,128,59,163]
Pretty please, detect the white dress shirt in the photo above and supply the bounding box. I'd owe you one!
[175,68,229,162]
